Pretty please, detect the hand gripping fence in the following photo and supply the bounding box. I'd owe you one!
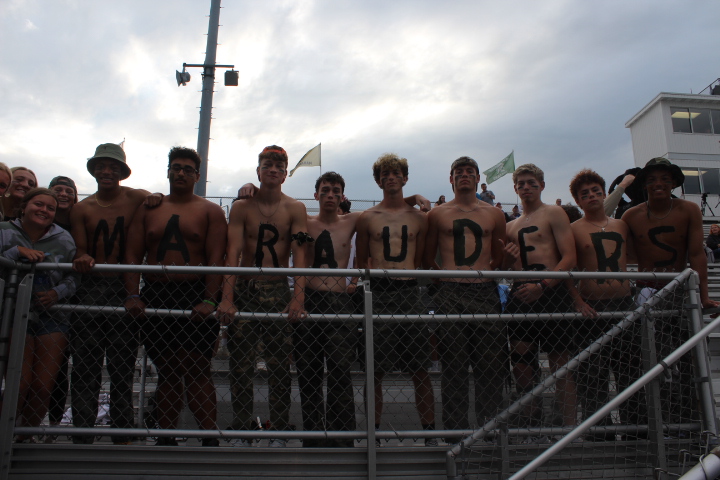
[0,260,717,480]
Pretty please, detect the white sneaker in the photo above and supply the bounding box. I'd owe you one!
[268,439,287,448]
[227,438,252,447]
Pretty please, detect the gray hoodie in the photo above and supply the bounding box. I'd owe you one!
[0,219,79,325]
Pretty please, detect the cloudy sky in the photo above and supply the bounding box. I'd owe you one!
[1,0,719,207]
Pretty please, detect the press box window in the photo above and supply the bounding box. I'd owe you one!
[672,108,693,133]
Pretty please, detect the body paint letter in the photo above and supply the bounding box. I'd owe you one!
[590,231,624,283]
[157,214,190,263]
[382,225,408,262]
[648,226,677,268]
[452,219,483,266]
[91,216,125,262]
[518,226,546,271]
[312,229,338,268]
[255,223,280,267]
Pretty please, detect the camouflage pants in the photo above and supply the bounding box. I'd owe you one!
[432,282,508,431]
[70,276,139,444]
[228,278,292,430]
[294,288,357,447]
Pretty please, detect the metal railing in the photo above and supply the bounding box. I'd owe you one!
[0,262,716,480]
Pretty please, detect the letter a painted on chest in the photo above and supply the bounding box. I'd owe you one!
[312,229,338,268]
[157,214,190,263]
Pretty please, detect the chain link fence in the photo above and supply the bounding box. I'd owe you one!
[0,261,717,479]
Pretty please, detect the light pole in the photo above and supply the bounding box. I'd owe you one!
[176,0,238,196]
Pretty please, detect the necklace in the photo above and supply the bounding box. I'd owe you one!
[455,203,480,213]
[586,217,609,232]
[256,199,280,218]
[647,199,673,220]
[94,195,114,208]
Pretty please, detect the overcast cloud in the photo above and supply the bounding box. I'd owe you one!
[1,0,718,206]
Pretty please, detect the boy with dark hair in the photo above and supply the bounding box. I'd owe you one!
[124,146,227,446]
[622,158,718,425]
[216,145,308,448]
[567,168,642,436]
[424,156,508,442]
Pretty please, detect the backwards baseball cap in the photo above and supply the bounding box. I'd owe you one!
[449,156,480,175]
[49,176,78,204]
[87,143,131,180]
[636,157,684,188]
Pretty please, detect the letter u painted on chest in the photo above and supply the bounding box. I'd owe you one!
[382,225,408,262]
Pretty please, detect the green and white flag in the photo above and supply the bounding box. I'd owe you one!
[288,143,321,177]
[483,150,515,184]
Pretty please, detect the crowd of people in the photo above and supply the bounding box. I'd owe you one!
[0,143,715,449]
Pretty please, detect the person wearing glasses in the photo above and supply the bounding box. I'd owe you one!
[124,146,227,446]
[68,143,160,444]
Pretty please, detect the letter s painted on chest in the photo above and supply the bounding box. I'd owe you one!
[647,226,677,268]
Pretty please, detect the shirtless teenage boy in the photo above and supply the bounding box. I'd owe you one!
[622,158,719,425]
[424,156,508,441]
[124,147,227,446]
[505,163,577,435]
[297,172,359,447]
[69,143,158,444]
[567,169,643,434]
[216,145,307,448]
[356,153,436,445]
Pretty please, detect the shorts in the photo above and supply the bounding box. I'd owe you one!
[372,278,430,374]
[141,280,220,359]
[305,288,352,316]
[26,315,70,336]
[506,281,574,353]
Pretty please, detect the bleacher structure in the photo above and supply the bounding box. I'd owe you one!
[1,258,720,480]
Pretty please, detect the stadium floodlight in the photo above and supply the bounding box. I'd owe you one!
[176,69,191,87]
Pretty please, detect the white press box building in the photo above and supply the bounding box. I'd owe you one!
[626,80,720,220]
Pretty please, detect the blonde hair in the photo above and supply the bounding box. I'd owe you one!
[512,163,544,184]
[372,153,409,182]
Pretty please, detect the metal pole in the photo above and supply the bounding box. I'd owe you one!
[686,271,718,435]
[0,274,34,480]
[678,447,720,480]
[508,312,720,480]
[195,0,221,197]
[363,278,376,480]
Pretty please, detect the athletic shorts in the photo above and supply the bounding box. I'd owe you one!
[506,281,575,353]
[141,280,220,359]
[372,278,430,374]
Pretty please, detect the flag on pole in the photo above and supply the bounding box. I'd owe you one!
[288,143,321,177]
[483,150,515,184]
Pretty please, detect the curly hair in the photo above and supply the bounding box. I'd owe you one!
[168,146,202,170]
[372,153,409,183]
[569,169,606,202]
